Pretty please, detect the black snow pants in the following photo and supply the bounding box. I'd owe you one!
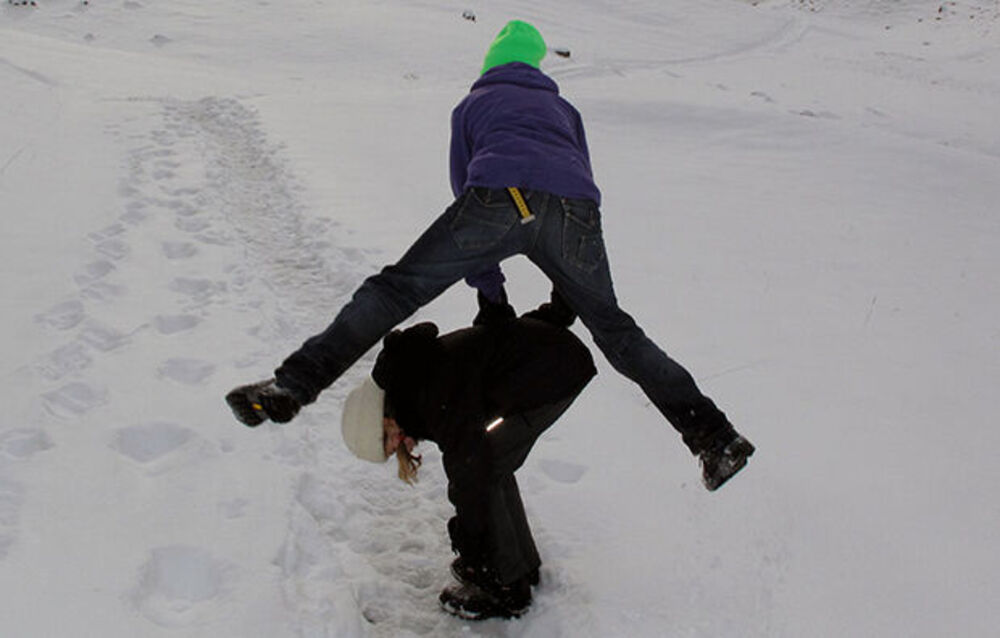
[446,395,577,586]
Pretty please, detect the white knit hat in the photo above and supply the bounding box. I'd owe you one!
[341,378,388,463]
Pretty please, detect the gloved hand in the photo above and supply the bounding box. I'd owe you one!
[472,290,516,327]
[225,378,301,426]
[522,288,576,327]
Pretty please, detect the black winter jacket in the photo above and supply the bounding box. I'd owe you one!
[371,318,595,470]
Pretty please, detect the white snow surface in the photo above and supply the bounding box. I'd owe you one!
[2,1,999,636]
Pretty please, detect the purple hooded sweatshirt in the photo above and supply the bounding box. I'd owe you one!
[449,62,601,205]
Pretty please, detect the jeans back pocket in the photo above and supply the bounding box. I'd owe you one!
[449,189,518,251]
[560,198,606,273]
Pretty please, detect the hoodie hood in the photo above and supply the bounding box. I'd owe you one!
[481,20,547,76]
[471,61,559,94]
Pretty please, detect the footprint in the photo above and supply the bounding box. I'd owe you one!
[134,546,231,627]
[110,422,194,464]
[162,199,198,217]
[169,277,212,295]
[34,342,92,381]
[87,223,128,259]
[193,231,228,247]
[175,217,211,233]
[80,281,127,302]
[538,458,588,484]
[157,358,215,385]
[161,241,198,260]
[78,321,129,352]
[120,201,149,225]
[88,222,127,242]
[153,314,200,335]
[0,428,54,460]
[41,382,108,418]
[169,277,225,303]
[35,300,85,331]
[95,238,130,261]
[73,260,115,286]
[167,201,198,218]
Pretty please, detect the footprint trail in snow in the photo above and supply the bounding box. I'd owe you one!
[6,89,603,635]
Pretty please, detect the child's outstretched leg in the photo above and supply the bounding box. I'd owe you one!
[232,194,522,412]
[527,195,755,488]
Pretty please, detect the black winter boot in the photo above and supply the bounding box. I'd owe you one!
[451,555,540,589]
[700,434,755,491]
[225,379,301,426]
[439,576,532,620]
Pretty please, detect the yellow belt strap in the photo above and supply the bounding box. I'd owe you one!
[507,187,536,224]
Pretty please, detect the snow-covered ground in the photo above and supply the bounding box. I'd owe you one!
[2,0,998,635]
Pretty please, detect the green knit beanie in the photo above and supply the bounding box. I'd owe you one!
[481,20,547,75]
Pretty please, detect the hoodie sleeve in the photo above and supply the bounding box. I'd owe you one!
[572,106,595,178]
[449,102,472,198]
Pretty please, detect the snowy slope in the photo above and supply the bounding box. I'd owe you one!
[2,1,999,636]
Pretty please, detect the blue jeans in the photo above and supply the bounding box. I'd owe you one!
[276,188,730,453]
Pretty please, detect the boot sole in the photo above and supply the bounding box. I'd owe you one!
[441,601,528,620]
[703,439,755,491]
[704,455,748,491]
[439,583,529,621]
[440,595,526,621]
[225,390,266,426]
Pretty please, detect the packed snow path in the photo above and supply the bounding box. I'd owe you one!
[11,93,377,632]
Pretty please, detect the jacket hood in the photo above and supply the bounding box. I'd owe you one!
[481,20,547,75]
[471,62,559,94]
